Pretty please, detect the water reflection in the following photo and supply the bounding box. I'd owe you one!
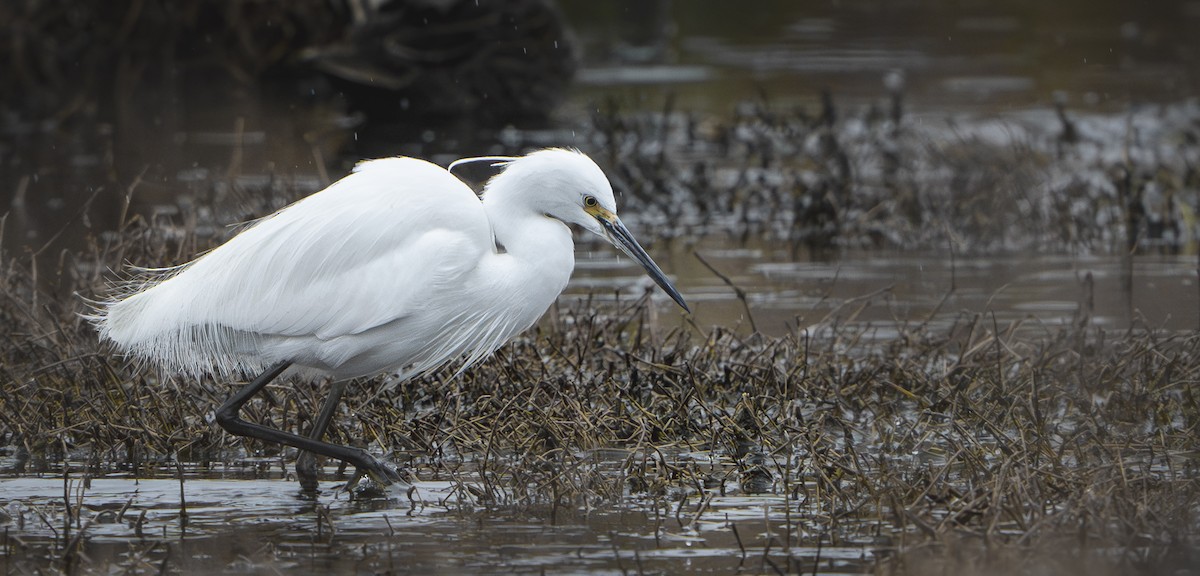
[0,475,882,575]
[562,0,1200,113]
[573,238,1200,336]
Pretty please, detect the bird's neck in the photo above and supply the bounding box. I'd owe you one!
[482,187,575,267]
[479,192,575,310]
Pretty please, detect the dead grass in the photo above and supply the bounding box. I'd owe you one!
[1,218,1198,574]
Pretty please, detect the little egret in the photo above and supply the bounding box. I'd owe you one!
[93,148,688,490]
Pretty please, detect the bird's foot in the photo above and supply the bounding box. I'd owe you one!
[343,454,407,498]
[344,472,389,499]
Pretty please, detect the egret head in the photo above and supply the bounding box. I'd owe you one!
[474,148,689,313]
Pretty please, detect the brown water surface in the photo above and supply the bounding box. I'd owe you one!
[1,469,879,575]
[576,240,1200,337]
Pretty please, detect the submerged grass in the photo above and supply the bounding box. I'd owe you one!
[1,214,1198,574]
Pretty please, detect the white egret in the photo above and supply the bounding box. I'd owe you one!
[92,148,688,490]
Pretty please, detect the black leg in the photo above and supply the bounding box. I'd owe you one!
[296,380,349,493]
[214,362,401,485]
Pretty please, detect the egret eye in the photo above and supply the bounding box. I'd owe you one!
[583,195,598,208]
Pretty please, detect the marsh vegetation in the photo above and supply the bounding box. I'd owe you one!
[3,1,1200,574]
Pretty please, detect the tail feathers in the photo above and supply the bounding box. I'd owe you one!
[89,277,265,378]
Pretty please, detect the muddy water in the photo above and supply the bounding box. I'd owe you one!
[576,239,1200,336]
[562,0,1200,114]
[1,471,879,575]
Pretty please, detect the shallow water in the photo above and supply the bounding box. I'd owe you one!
[562,0,1200,114]
[0,473,881,575]
[575,240,1200,337]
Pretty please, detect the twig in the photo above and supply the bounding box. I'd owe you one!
[694,251,758,333]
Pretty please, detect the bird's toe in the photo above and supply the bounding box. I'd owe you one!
[364,457,407,486]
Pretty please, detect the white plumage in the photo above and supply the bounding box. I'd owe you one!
[93,148,688,383]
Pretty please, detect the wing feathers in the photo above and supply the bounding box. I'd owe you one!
[95,157,493,377]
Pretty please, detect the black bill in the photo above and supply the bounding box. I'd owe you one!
[598,216,690,313]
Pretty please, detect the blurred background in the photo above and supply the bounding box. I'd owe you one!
[1,0,1199,333]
